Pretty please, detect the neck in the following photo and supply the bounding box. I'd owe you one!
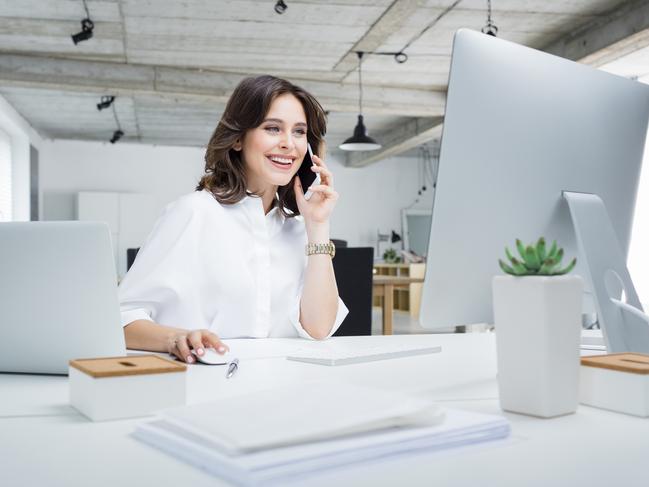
[260,189,277,214]
[248,184,277,215]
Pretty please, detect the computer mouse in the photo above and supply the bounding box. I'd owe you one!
[192,347,232,365]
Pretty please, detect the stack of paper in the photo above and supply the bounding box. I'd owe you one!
[133,383,510,486]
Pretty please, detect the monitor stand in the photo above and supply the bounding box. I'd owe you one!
[564,191,649,353]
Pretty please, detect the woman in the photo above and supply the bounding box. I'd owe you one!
[118,75,348,363]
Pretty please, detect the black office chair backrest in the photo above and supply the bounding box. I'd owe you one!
[332,247,374,336]
[127,248,140,271]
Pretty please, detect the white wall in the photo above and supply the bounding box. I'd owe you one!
[40,139,206,221]
[327,154,434,248]
[0,94,43,220]
[39,139,433,253]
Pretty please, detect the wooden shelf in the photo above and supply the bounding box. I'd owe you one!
[373,263,425,317]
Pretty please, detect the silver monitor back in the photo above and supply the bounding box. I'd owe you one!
[0,221,126,374]
[420,29,649,329]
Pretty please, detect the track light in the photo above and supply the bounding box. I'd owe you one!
[72,0,94,44]
[110,130,124,144]
[71,18,94,44]
[274,0,287,14]
[96,96,115,111]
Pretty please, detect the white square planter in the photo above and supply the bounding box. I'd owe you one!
[492,275,583,418]
[69,355,186,421]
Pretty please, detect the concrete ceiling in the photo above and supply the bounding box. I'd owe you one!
[0,0,646,165]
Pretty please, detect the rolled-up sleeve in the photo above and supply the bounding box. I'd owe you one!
[289,295,349,340]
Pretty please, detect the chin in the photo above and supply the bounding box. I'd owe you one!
[268,172,295,188]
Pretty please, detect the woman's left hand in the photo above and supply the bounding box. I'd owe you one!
[294,154,339,226]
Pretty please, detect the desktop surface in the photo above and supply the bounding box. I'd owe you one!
[1,333,647,487]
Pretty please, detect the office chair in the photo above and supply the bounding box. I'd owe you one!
[127,248,140,271]
[332,247,374,336]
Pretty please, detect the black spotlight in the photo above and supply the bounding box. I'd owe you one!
[274,0,287,14]
[394,52,408,64]
[110,130,124,144]
[71,18,94,44]
[96,96,115,111]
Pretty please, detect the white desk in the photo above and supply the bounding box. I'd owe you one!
[2,334,648,487]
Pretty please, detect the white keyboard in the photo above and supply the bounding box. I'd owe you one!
[286,345,442,366]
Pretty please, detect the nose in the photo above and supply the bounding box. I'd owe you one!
[278,132,294,151]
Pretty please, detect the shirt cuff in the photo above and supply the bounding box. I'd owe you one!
[120,308,154,328]
[290,297,349,340]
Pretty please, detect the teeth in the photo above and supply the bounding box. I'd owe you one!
[269,156,292,164]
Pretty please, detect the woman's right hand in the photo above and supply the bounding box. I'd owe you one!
[166,329,229,363]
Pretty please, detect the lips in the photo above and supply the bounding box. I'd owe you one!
[266,155,295,170]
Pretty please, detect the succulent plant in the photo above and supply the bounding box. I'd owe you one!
[383,248,401,263]
[499,237,576,276]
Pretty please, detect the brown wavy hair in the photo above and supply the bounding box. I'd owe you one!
[197,75,327,217]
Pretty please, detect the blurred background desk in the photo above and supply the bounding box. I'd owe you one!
[373,275,424,334]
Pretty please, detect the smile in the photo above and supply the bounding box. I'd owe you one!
[266,154,295,169]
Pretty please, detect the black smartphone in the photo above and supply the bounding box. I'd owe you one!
[296,143,320,200]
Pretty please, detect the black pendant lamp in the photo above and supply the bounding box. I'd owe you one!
[339,52,381,151]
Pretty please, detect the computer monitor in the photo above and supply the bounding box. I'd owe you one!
[420,30,649,348]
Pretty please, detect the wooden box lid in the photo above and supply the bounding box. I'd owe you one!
[69,355,186,378]
[581,353,649,375]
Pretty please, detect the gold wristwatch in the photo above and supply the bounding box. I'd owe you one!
[305,241,336,258]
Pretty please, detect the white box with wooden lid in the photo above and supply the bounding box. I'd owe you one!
[69,355,187,421]
[579,353,649,417]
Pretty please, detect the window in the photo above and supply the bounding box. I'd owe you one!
[0,128,11,222]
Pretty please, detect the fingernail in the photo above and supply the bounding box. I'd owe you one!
[217,346,225,353]
[197,348,204,355]
[187,355,194,363]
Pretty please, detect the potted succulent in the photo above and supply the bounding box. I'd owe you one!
[492,237,583,418]
[382,248,401,264]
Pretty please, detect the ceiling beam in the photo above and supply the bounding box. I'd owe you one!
[543,0,649,66]
[0,53,445,117]
[345,117,443,168]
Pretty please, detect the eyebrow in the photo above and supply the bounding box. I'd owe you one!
[262,118,307,127]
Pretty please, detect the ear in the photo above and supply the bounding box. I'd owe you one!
[232,138,242,151]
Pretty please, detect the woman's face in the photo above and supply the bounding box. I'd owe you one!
[238,93,308,193]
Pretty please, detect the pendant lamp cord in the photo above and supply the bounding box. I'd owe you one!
[357,51,364,116]
[82,0,90,18]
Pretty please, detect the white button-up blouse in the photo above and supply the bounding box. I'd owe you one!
[118,190,348,339]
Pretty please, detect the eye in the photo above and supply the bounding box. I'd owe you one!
[264,126,280,134]
[293,128,307,136]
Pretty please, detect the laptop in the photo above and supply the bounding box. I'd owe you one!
[0,221,126,374]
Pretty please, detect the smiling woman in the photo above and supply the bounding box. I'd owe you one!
[198,76,327,217]
[118,75,348,363]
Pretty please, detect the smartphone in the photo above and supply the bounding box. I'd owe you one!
[297,143,321,200]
